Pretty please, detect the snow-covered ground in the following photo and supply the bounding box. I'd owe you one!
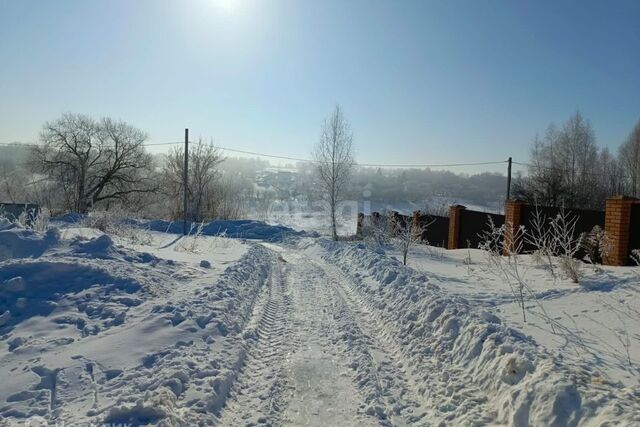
[0,218,639,425]
[390,245,640,388]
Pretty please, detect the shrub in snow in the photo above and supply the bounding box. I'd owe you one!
[0,206,48,232]
[392,216,435,266]
[549,206,583,284]
[580,225,612,265]
[29,208,50,233]
[83,208,152,246]
[479,218,530,323]
[524,204,557,277]
[0,217,12,231]
[200,260,212,269]
[479,217,555,329]
[175,222,205,253]
[360,213,392,248]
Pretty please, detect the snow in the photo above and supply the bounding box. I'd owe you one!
[0,224,255,424]
[265,210,356,237]
[0,220,638,425]
[317,239,640,425]
[130,218,304,241]
[391,245,640,387]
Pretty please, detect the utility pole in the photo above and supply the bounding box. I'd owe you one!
[183,128,189,235]
[506,156,512,201]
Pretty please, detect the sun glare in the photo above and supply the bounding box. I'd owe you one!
[214,0,239,13]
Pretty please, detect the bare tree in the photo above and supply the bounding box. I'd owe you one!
[393,216,435,266]
[217,173,251,220]
[30,113,156,213]
[163,139,225,221]
[515,112,606,209]
[619,118,640,197]
[313,105,355,240]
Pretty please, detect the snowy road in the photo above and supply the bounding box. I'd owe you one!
[220,247,372,426]
[216,239,640,426]
[220,243,480,426]
[1,226,639,426]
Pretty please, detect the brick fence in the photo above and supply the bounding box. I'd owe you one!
[357,195,640,266]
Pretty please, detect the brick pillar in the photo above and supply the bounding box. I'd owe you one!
[604,196,637,266]
[448,205,466,249]
[504,200,525,255]
[412,210,421,227]
[356,212,364,236]
[412,210,425,242]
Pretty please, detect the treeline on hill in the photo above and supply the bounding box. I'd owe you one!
[0,113,256,220]
[514,111,640,210]
[0,113,510,220]
[346,168,506,208]
[3,111,640,220]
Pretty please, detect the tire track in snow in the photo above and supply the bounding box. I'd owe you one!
[279,253,375,426]
[310,258,432,426]
[217,255,293,426]
[315,247,498,425]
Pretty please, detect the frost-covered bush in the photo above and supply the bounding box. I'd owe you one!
[580,225,611,265]
[175,222,205,253]
[360,213,392,248]
[479,217,530,322]
[0,206,49,232]
[524,205,556,276]
[549,206,583,284]
[29,208,50,233]
[84,208,152,245]
[393,217,433,266]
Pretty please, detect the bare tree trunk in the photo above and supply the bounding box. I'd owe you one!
[313,106,355,241]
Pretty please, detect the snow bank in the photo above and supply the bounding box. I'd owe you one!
[70,234,157,263]
[130,219,303,241]
[79,245,273,425]
[0,235,273,425]
[49,214,304,241]
[0,261,141,331]
[314,239,640,426]
[0,227,60,261]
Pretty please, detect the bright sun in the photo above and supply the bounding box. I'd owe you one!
[215,0,239,12]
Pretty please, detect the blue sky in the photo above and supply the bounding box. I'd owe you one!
[1,0,639,173]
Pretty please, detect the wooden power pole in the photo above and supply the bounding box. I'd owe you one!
[183,128,189,235]
[506,156,512,201]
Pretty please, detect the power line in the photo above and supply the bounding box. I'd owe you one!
[512,160,632,180]
[208,145,315,163]
[0,140,507,169]
[200,145,508,167]
[358,160,507,168]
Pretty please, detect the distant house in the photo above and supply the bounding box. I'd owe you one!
[0,203,39,225]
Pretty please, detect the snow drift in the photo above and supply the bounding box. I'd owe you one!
[49,215,304,242]
[133,219,303,241]
[0,223,274,425]
[0,227,60,260]
[313,239,640,426]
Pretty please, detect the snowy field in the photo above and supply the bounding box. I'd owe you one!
[0,218,639,425]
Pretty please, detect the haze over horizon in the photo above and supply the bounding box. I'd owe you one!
[1,0,639,174]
